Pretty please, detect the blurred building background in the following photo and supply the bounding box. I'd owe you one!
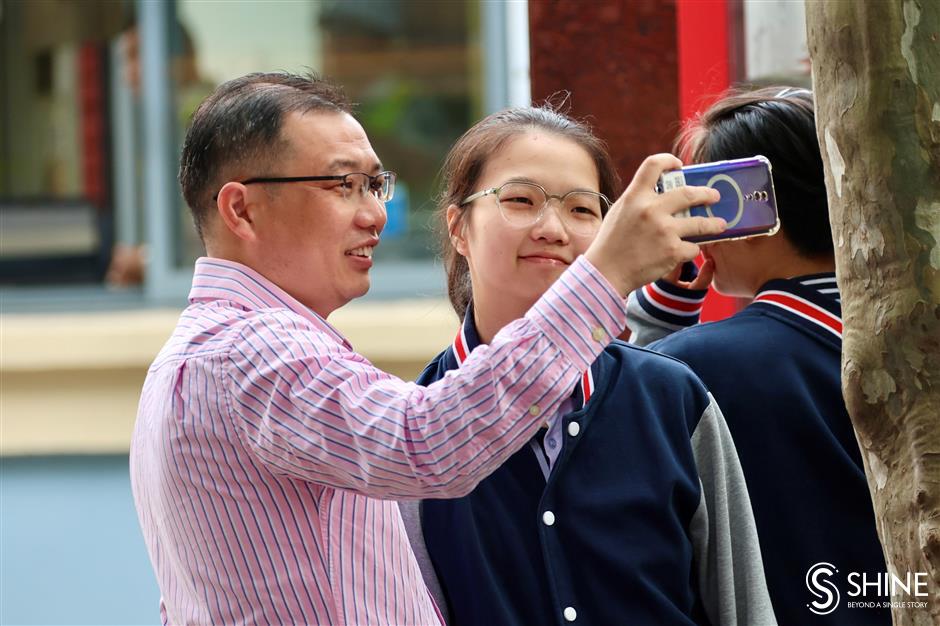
[0,1,809,623]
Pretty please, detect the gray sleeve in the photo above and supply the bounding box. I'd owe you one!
[398,500,450,624]
[688,394,777,626]
[625,289,687,346]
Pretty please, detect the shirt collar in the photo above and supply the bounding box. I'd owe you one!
[794,272,841,302]
[189,257,352,349]
[750,273,842,341]
[449,302,594,409]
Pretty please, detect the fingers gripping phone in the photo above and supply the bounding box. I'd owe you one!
[657,155,781,244]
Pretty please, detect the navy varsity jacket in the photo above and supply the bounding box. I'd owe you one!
[400,307,776,626]
[628,272,889,625]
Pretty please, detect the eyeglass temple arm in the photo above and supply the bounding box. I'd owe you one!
[460,187,498,206]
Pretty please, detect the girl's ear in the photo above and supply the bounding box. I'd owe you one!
[446,204,470,257]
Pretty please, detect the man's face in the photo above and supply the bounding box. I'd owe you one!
[249,111,387,317]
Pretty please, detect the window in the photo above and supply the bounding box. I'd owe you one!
[2,0,528,302]
[742,1,811,86]
[0,0,125,285]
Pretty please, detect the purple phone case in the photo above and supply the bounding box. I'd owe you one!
[659,156,781,244]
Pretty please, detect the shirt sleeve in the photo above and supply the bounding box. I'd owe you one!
[223,255,626,499]
[687,394,778,626]
[626,272,707,347]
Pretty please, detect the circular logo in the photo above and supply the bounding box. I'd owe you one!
[704,173,745,228]
[806,562,841,615]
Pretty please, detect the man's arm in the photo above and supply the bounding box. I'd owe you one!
[226,256,622,499]
[687,394,777,626]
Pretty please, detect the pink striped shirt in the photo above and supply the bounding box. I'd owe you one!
[130,255,625,625]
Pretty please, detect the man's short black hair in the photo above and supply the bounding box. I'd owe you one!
[179,72,352,242]
[677,86,832,258]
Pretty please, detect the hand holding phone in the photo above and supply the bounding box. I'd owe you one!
[585,153,724,297]
[657,156,780,244]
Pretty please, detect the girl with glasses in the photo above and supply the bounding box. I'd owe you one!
[400,106,776,625]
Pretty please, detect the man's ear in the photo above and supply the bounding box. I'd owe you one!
[446,204,469,257]
[215,182,258,242]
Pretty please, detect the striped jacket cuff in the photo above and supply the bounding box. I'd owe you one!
[635,279,707,328]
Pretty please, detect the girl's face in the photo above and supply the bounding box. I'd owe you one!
[448,131,603,318]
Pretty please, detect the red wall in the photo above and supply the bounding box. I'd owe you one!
[676,0,740,321]
[529,0,681,180]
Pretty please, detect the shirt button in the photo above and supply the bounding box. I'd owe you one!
[567,421,581,437]
[547,437,558,449]
[542,510,556,526]
[564,606,577,622]
[591,326,605,342]
[529,405,541,417]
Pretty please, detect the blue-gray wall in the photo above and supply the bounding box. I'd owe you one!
[1,455,159,625]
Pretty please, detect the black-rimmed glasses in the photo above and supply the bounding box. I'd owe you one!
[460,180,610,236]
[214,171,396,202]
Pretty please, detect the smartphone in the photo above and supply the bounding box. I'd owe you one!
[657,155,781,244]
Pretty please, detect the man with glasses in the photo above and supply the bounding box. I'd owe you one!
[130,71,726,625]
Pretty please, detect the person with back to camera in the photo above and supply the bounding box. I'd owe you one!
[400,104,776,626]
[626,86,889,625]
[128,71,729,625]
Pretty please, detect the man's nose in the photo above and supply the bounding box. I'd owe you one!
[356,193,388,234]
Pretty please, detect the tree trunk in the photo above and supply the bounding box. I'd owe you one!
[806,1,940,623]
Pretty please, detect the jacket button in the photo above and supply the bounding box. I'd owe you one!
[564,606,577,621]
[542,510,556,526]
[591,327,605,342]
[529,405,541,416]
[567,421,580,437]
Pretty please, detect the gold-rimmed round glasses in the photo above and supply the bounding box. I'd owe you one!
[460,180,609,236]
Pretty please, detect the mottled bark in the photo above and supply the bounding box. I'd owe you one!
[806,1,940,623]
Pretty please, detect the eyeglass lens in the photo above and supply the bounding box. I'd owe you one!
[343,172,395,202]
[495,182,605,233]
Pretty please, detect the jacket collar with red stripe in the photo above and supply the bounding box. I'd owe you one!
[448,302,595,410]
[748,273,842,346]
